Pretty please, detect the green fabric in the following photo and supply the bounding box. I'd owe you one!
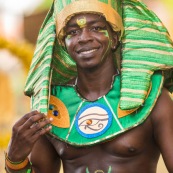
[24,0,173,114]
[120,0,173,109]
[48,72,163,146]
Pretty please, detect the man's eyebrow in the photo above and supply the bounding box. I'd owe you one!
[66,18,105,28]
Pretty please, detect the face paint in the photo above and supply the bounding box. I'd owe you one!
[66,34,72,40]
[76,17,87,28]
[99,29,109,38]
[100,30,112,62]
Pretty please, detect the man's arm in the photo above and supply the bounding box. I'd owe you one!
[5,111,60,173]
[151,88,173,172]
[30,135,61,173]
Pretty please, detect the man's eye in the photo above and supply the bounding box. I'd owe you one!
[92,26,101,31]
[68,30,78,35]
[91,26,106,31]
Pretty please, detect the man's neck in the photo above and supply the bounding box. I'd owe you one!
[76,58,118,101]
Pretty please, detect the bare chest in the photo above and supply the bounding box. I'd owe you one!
[48,117,157,160]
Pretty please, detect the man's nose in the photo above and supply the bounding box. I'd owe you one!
[78,28,93,43]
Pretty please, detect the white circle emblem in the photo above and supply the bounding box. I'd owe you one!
[75,103,112,138]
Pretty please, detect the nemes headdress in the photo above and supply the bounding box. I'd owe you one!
[24,0,173,114]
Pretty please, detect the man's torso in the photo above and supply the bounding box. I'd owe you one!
[47,114,160,173]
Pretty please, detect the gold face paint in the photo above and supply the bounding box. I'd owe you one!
[66,34,72,40]
[76,17,87,28]
[99,30,109,38]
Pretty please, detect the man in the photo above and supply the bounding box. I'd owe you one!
[5,0,173,173]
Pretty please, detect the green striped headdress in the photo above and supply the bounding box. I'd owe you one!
[24,0,173,114]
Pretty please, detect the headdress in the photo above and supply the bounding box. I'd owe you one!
[24,0,173,113]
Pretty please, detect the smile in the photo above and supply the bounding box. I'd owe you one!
[78,49,98,55]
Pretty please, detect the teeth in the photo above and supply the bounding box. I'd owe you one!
[80,49,97,54]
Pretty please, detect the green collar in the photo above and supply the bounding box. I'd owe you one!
[48,72,163,147]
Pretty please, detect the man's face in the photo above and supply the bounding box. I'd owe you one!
[64,13,117,69]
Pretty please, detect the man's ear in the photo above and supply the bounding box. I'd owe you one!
[111,32,119,51]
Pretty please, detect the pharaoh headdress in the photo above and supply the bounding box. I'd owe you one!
[24,0,173,114]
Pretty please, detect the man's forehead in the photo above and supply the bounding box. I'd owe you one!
[66,13,106,26]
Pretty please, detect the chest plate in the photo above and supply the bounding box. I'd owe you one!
[48,73,163,147]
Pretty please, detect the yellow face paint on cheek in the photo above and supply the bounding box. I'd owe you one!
[66,34,72,40]
[76,17,87,28]
[99,30,109,38]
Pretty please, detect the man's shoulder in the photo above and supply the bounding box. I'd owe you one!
[151,87,173,123]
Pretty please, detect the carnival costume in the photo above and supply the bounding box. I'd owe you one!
[24,0,173,146]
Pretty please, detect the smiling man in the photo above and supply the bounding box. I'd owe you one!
[5,0,173,173]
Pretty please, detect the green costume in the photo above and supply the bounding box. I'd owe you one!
[24,0,173,146]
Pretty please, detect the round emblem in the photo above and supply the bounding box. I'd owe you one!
[75,103,113,138]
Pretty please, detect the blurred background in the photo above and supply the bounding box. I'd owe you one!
[0,0,172,172]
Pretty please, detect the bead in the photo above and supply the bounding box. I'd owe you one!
[49,105,54,110]
[53,110,59,116]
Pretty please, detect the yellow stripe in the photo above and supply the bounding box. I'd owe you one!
[125,27,169,37]
[32,41,54,66]
[25,64,51,90]
[33,85,49,97]
[52,64,73,78]
[122,39,172,48]
[124,18,163,27]
[34,34,55,56]
[27,54,52,80]
[30,53,52,73]
[62,0,67,7]
[124,4,149,14]
[34,77,50,90]
[33,96,48,107]
[54,54,76,72]
[123,47,173,56]
[38,22,55,40]
[122,60,165,67]
[120,97,144,102]
[121,68,153,74]
[121,88,147,95]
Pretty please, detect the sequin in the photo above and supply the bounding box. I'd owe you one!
[53,110,59,116]
[49,105,54,110]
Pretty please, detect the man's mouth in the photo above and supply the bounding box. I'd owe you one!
[77,48,98,55]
